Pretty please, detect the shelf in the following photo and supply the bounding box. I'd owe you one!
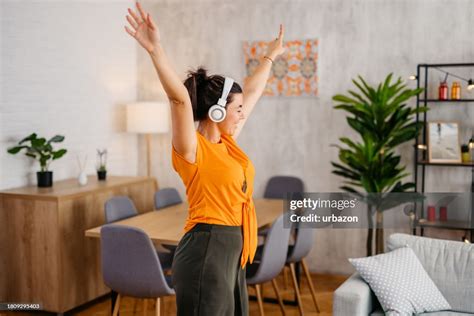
[417,160,474,167]
[419,63,474,68]
[419,99,474,103]
[416,219,473,230]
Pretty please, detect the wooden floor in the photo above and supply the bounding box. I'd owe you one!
[6,273,348,316]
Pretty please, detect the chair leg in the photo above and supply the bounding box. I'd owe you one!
[161,297,166,316]
[301,259,320,313]
[155,298,161,316]
[283,266,289,289]
[255,284,265,316]
[143,298,148,316]
[271,279,286,316]
[289,263,305,316]
[112,294,121,316]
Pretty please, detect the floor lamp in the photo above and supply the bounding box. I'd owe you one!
[126,102,169,177]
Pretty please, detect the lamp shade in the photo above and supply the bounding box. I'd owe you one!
[126,102,169,134]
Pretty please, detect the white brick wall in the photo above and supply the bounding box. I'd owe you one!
[1,0,139,189]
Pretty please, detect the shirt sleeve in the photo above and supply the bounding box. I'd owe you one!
[171,136,203,184]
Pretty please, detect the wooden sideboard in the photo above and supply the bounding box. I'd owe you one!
[0,176,157,313]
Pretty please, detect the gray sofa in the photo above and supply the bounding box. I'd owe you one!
[333,233,474,316]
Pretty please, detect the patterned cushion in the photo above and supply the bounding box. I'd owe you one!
[371,309,472,316]
[349,247,451,315]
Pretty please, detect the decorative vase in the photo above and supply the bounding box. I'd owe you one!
[97,170,107,181]
[438,82,448,100]
[427,205,436,221]
[78,172,88,186]
[37,171,53,187]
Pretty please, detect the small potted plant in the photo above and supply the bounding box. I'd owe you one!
[7,133,67,187]
[461,144,470,163]
[96,148,107,181]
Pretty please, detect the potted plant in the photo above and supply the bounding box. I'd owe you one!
[96,149,107,181]
[7,133,67,187]
[332,74,426,255]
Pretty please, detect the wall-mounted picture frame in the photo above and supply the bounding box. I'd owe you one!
[427,121,462,163]
[243,39,319,97]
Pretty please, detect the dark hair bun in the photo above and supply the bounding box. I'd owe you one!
[183,66,242,122]
[188,67,208,88]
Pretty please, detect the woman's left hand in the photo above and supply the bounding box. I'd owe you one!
[265,24,285,59]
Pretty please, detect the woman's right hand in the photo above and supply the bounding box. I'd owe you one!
[124,2,160,54]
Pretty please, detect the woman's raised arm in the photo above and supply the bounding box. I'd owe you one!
[125,2,197,162]
[233,25,286,139]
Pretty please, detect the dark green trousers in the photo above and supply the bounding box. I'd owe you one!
[172,223,248,316]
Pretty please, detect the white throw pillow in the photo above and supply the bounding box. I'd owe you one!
[349,247,451,316]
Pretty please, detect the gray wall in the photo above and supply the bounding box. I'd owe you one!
[138,0,474,274]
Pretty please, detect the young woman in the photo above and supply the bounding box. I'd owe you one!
[125,3,285,315]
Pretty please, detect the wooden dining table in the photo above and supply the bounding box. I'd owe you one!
[85,198,298,309]
[85,198,285,244]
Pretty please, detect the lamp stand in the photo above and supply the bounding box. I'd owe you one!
[146,133,152,177]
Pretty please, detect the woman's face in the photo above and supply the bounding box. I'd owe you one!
[218,93,244,136]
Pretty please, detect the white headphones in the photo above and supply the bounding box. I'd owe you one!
[208,77,235,123]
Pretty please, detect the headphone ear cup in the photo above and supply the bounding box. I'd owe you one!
[208,105,226,123]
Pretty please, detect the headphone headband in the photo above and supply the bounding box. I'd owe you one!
[217,77,235,107]
[208,77,234,122]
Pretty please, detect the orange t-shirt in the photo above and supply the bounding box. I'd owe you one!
[171,131,257,267]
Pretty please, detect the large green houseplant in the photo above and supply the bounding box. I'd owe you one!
[332,74,426,255]
[7,133,67,187]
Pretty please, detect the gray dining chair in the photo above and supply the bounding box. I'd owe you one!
[246,213,293,316]
[286,226,320,314]
[104,196,174,269]
[260,176,304,235]
[264,176,304,200]
[105,196,138,223]
[154,188,182,210]
[260,176,305,292]
[104,196,174,315]
[100,225,175,316]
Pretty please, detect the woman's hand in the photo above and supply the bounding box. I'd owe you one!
[124,2,160,54]
[265,24,285,60]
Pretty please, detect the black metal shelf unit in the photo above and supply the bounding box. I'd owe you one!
[413,63,474,241]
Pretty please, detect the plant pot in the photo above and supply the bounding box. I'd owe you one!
[37,171,53,187]
[97,170,107,181]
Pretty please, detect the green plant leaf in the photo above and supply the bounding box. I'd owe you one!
[39,155,50,168]
[52,149,67,160]
[48,135,65,143]
[7,146,28,154]
[340,186,359,193]
[19,133,37,145]
[31,138,46,148]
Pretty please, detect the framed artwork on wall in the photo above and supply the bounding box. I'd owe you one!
[243,39,318,97]
[427,121,462,163]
